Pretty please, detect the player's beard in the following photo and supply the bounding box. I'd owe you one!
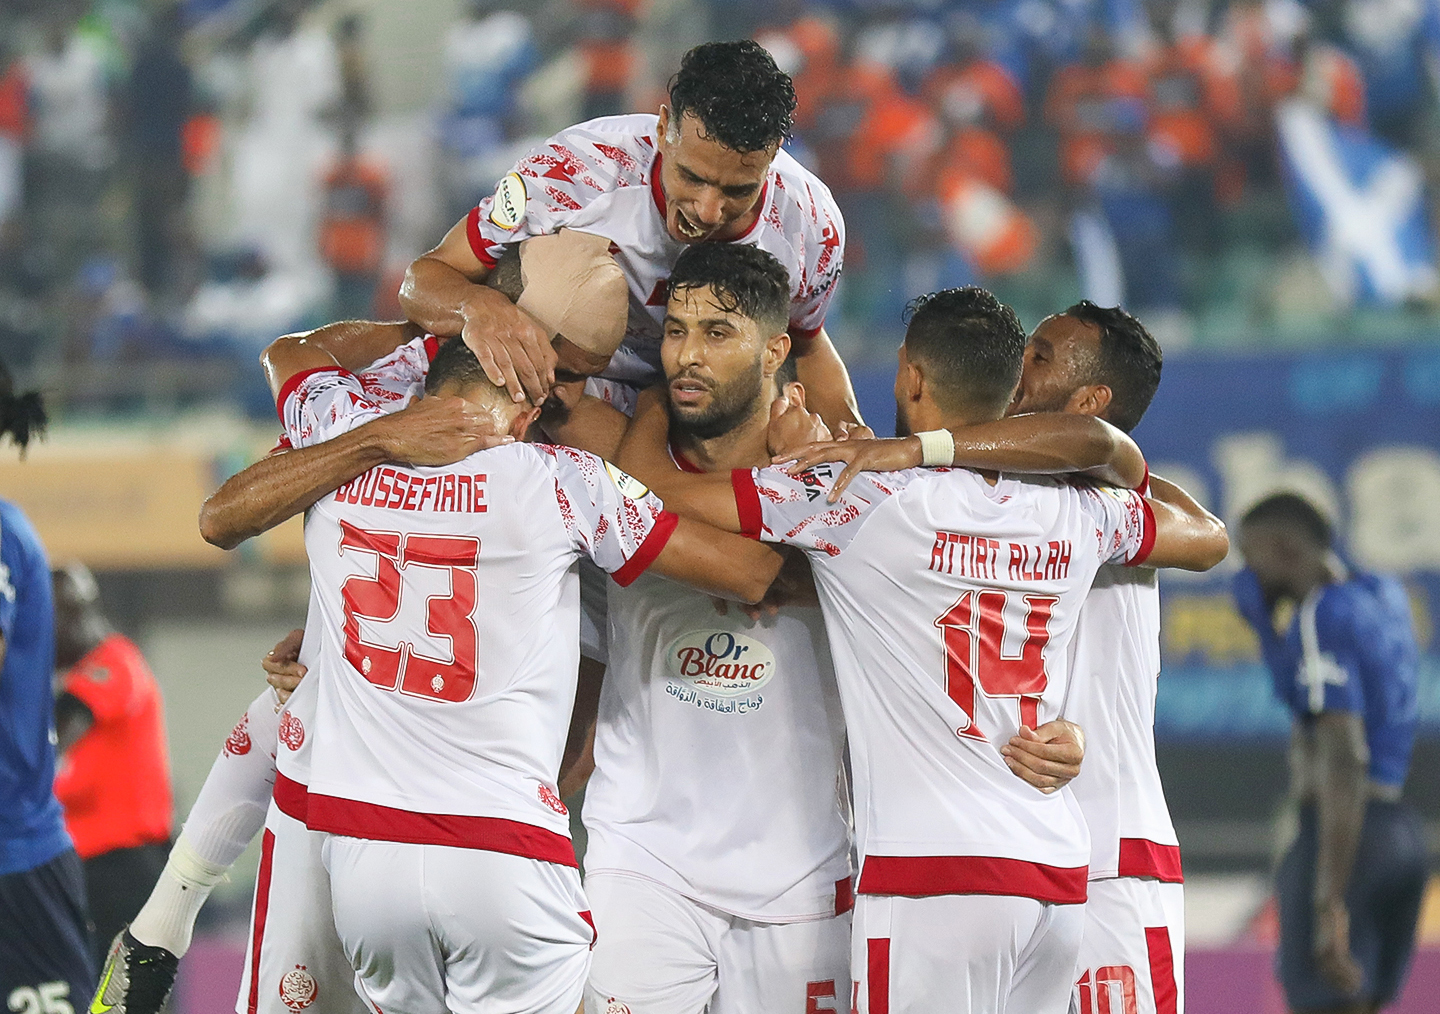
[894,402,911,438]
[670,355,766,441]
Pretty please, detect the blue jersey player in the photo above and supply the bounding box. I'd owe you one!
[0,363,94,1007]
[1235,492,1426,1014]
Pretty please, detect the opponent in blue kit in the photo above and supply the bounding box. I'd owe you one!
[1235,492,1426,1014]
[0,364,95,1008]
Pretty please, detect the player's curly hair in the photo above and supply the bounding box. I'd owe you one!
[902,287,1026,416]
[0,356,46,455]
[668,40,795,153]
[1240,493,1333,548]
[667,243,791,337]
[1064,300,1163,433]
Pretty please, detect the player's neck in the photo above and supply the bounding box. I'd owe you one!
[672,405,771,473]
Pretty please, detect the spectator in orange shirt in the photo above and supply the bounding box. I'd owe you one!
[1045,28,1149,189]
[51,564,173,966]
[923,22,1024,195]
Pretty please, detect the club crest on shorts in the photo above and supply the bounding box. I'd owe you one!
[537,783,568,815]
[278,711,305,751]
[489,172,527,230]
[603,999,631,1014]
[278,965,319,1011]
[224,713,252,756]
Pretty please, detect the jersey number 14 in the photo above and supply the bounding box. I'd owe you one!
[935,589,1058,740]
[339,521,479,703]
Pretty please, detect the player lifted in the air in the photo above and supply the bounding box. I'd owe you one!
[615,288,1229,1013]
[400,39,858,428]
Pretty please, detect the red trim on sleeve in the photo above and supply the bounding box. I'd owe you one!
[1140,462,1151,498]
[423,334,440,363]
[268,434,292,456]
[272,771,309,824]
[611,509,679,588]
[857,854,1089,904]
[731,468,763,540]
[306,793,578,868]
[274,366,356,423]
[835,876,854,916]
[1117,838,1184,883]
[465,205,499,269]
[788,324,822,342]
[1126,497,1158,567]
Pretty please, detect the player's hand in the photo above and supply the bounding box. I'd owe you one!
[714,548,819,621]
[459,287,556,404]
[1314,898,1364,995]
[766,383,832,459]
[1000,720,1085,793]
[775,436,924,503]
[375,394,515,466]
[263,628,307,705]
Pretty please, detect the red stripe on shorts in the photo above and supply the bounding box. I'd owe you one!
[1145,926,1178,1014]
[247,829,276,1014]
[835,876,854,916]
[867,938,890,1014]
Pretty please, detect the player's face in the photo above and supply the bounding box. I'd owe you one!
[663,284,770,439]
[1010,315,1101,417]
[1238,522,1324,603]
[542,336,613,425]
[657,108,776,244]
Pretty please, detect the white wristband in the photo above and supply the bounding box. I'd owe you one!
[916,429,955,467]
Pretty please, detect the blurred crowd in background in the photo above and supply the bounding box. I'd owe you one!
[4,0,1440,421]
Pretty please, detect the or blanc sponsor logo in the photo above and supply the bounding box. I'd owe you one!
[603,461,650,500]
[278,966,319,1012]
[665,630,776,698]
[489,172,527,230]
[278,711,305,751]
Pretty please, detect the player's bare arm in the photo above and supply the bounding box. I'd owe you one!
[1305,711,1369,996]
[1142,479,1230,571]
[539,391,631,460]
[650,517,783,605]
[400,215,555,404]
[779,413,1146,502]
[792,327,861,429]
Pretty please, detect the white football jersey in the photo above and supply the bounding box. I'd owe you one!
[278,363,678,865]
[1065,567,1181,883]
[734,463,1155,904]
[465,114,845,387]
[582,567,852,922]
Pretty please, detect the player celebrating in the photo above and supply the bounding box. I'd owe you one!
[616,288,1229,1012]
[1234,494,1426,1014]
[400,39,859,427]
[267,298,783,1014]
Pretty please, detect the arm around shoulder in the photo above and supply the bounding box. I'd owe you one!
[1139,474,1229,571]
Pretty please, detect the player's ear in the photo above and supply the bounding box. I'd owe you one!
[510,405,542,439]
[900,359,925,405]
[657,105,674,144]
[1068,384,1112,419]
[763,331,791,377]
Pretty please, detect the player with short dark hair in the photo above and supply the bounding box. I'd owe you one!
[899,288,1029,420]
[0,363,96,1010]
[1046,301,1164,434]
[399,39,859,430]
[1235,493,1426,1014]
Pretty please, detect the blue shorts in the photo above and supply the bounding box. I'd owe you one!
[1276,799,1427,1011]
[0,848,95,1005]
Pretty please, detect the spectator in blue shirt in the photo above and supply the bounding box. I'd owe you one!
[1235,492,1426,1014]
[0,359,95,1007]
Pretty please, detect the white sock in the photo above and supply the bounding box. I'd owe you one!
[128,833,230,956]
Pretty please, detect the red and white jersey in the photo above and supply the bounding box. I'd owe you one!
[582,569,852,922]
[1065,566,1182,883]
[466,114,845,387]
[278,364,678,866]
[732,463,1155,904]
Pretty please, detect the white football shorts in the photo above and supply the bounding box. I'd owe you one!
[583,872,850,1014]
[237,799,366,1014]
[850,893,1084,1014]
[324,837,593,1014]
[1073,877,1185,1014]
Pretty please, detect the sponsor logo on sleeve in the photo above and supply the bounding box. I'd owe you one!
[604,461,650,500]
[489,172,527,230]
